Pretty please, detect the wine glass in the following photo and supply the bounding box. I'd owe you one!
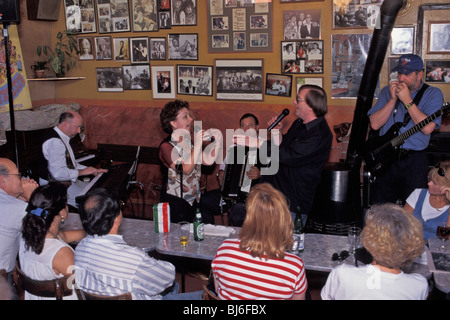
[436,225,450,252]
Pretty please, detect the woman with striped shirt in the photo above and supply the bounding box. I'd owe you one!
[211,183,307,300]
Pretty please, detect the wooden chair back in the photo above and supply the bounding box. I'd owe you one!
[76,288,132,300]
[13,261,72,300]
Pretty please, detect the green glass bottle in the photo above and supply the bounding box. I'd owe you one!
[291,206,304,254]
[193,208,204,241]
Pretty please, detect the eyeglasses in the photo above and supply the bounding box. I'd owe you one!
[332,250,349,262]
[437,166,446,177]
[2,173,22,178]
[296,96,305,103]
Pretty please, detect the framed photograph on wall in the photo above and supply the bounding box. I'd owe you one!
[130,37,149,63]
[64,0,97,33]
[425,60,450,83]
[428,22,450,53]
[149,37,167,60]
[132,0,159,31]
[207,1,273,53]
[168,34,198,60]
[171,0,197,26]
[96,0,131,33]
[151,65,175,99]
[332,1,382,29]
[215,59,264,101]
[78,37,95,60]
[96,67,123,92]
[95,36,112,60]
[177,64,213,96]
[281,40,323,74]
[123,64,151,90]
[391,26,414,55]
[331,34,379,99]
[113,37,130,61]
[281,0,324,2]
[296,77,323,93]
[265,73,292,97]
[283,9,321,40]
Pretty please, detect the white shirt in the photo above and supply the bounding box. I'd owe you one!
[406,189,450,222]
[0,189,28,272]
[321,264,428,300]
[42,127,86,183]
[19,237,77,300]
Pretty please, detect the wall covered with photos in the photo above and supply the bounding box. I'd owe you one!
[18,0,450,107]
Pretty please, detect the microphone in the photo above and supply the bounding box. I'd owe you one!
[267,109,290,131]
[194,125,215,142]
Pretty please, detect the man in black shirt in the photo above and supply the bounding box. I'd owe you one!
[235,85,332,219]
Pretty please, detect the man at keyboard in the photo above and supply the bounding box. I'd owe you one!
[36,110,107,208]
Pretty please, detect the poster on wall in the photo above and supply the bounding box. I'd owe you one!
[0,25,32,113]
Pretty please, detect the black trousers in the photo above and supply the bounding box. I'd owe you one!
[369,150,429,206]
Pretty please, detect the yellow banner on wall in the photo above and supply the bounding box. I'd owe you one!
[0,25,32,113]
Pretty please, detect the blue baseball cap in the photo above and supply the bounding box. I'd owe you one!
[392,54,424,74]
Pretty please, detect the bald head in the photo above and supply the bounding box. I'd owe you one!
[0,158,23,197]
[57,111,83,138]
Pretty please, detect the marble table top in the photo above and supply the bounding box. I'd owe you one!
[62,213,449,293]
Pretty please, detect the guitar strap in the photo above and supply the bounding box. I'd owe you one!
[400,83,430,126]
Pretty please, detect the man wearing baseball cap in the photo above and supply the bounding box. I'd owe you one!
[367,54,444,205]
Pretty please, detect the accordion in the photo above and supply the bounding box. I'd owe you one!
[220,145,258,203]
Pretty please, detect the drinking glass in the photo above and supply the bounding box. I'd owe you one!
[348,226,361,254]
[436,225,450,252]
[178,221,190,248]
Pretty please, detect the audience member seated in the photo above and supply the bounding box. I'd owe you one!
[404,161,450,239]
[0,158,38,293]
[321,203,428,300]
[211,183,307,300]
[19,182,86,300]
[74,188,202,300]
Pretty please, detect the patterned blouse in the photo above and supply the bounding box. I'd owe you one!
[161,139,201,206]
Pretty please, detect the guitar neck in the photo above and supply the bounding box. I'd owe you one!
[392,103,449,147]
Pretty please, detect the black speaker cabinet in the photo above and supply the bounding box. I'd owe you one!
[0,0,20,24]
[26,0,60,21]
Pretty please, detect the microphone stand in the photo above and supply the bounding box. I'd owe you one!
[3,23,19,168]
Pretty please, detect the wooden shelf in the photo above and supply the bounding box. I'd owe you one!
[27,76,86,81]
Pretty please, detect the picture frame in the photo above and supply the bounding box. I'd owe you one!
[281,40,323,74]
[64,0,97,33]
[96,67,124,92]
[281,0,323,2]
[130,37,149,63]
[425,60,450,83]
[391,26,414,55]
[149,37,167,60]
[283,9,321,40]
[113,37,130,61]
[168,34,198,60]
[123,64,151,90]
[159,0,170,11]
[95,36,112,60]
[428,22,450,53]
[177,64,213,96]
[78,37,95,60]
[207,0,273,53]
[159,11,172,29]
[96,0,131,33]
[171,0,197,26]
[296,77,324,93]
[215,59,264,101]
[332,1,382,29]
[265,73,292,97]
[132,0,159,32]
[331,34,379,99]
[151,65,176,99]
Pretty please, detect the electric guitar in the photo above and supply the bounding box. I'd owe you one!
[362,102,450,178]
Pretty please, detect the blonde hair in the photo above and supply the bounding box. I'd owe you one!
[239,183,293,260]
[361,203,424,269]
[429,160,450,188]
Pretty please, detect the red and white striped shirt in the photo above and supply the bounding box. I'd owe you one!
[211,239,307,300]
